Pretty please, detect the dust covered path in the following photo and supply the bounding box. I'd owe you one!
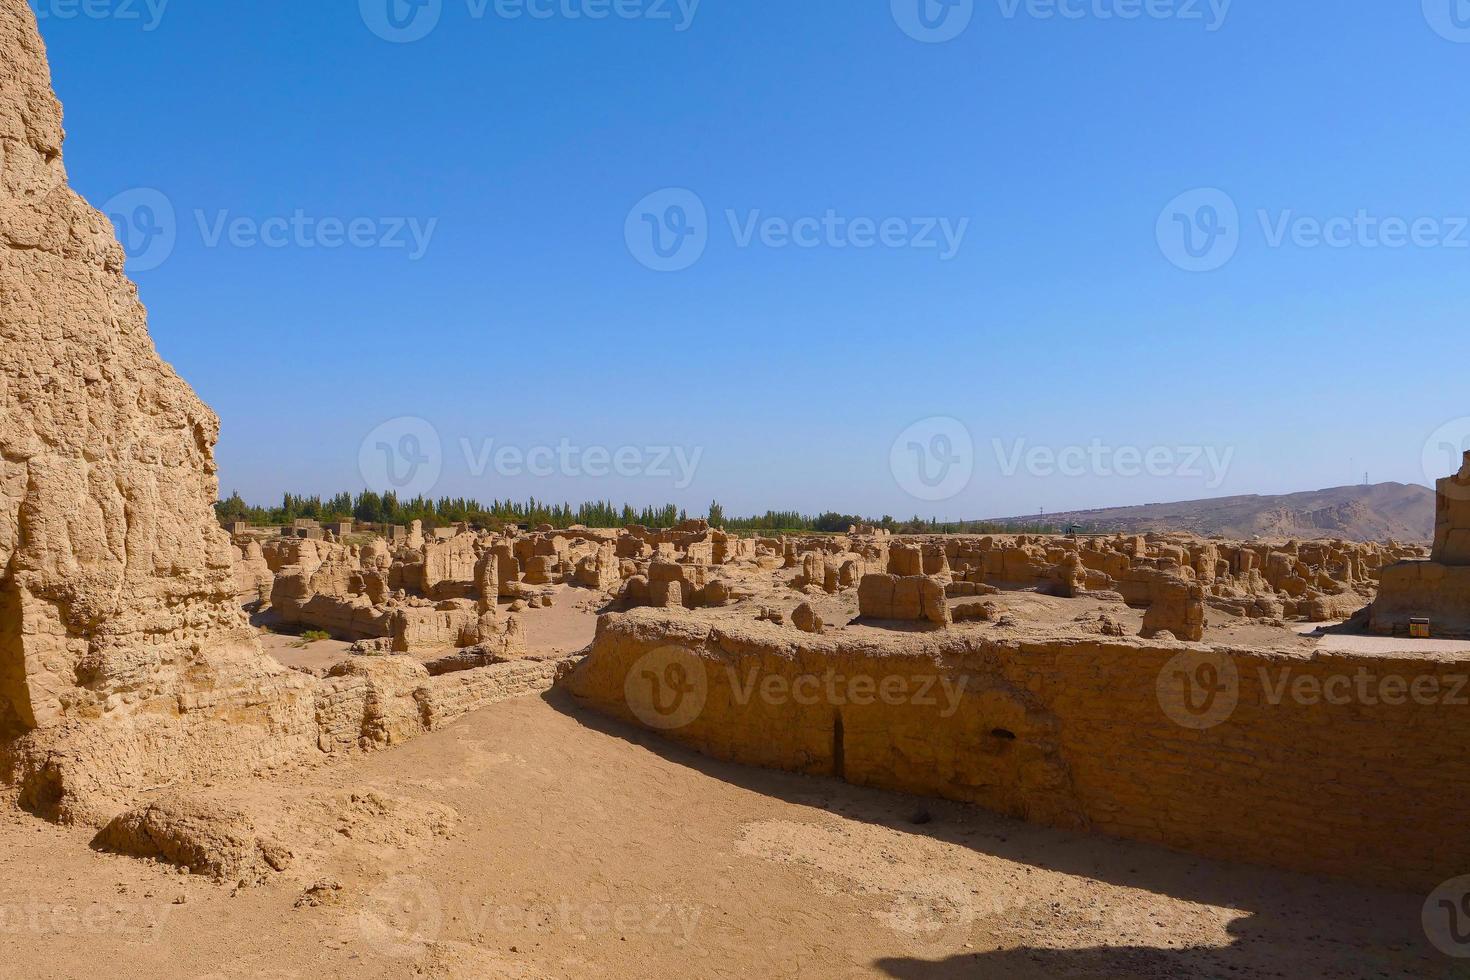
[0,693,1455,979]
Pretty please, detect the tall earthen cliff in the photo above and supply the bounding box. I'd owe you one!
[0,0,316,822]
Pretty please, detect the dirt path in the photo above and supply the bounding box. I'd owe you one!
[0,692,1456,979]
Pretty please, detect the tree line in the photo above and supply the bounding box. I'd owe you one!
[215,491,1062,536]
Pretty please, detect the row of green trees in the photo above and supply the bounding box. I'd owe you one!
[215,492,1063,536]
[215,491,688,531]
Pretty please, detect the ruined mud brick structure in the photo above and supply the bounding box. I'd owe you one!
[555,525,1459,893]
[902,531,1417,623]
[0,0,559,827]
[263,514,1417,650]
[1370,451,1470,637]
[246,518,770,646]
[565,610,1470,893]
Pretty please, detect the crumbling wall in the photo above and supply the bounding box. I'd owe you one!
[1435,451,1470,565]
[565,611,1470,891]
[857,574,950,626]
[1371,452,1470,636]
[314,656,560,753]
[0,1,551,827]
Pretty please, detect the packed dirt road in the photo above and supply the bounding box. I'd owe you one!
[0,691,1453,979]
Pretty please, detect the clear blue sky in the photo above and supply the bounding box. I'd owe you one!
[33,0,1470,520]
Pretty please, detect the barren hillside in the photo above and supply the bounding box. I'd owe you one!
[993,483,1435,543]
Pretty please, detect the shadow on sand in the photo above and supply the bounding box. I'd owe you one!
[541,687,1458,979]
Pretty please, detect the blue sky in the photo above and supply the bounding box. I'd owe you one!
[31,0,1470,519]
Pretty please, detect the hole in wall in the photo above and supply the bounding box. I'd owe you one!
[832,711,845,780]
[0,570,39,738]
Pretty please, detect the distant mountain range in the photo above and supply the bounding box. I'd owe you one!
[991,483,1435,543]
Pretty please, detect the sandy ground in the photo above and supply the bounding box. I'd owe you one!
[259,586,604,673]
[1296,623,1470,656]
[113,580,1467,977]
[0,691,1458,979]
[260,632,356,673]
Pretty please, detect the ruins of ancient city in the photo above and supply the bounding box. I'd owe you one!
[4,2,1470,977]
